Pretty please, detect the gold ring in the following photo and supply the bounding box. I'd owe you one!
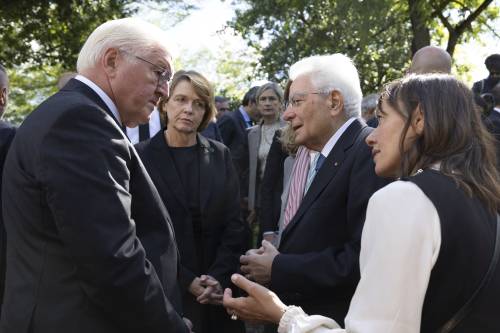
[230,313,238,320]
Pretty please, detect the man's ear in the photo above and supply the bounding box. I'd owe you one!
[412,105,425,135]
[328,90,344,116]
[102,48,120,78]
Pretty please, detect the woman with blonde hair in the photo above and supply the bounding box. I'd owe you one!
[136,70,247,333]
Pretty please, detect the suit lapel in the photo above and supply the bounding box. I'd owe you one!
[149,132,190,212]
[235,109,248,131]
[281,119,365,240]
[63,79,121,127]
[197,134,214,212]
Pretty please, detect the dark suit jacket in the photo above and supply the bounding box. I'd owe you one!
[135,132,247,333]
[200,122,223,143]
[217,110,249,197]
[0,79,187,333]
[0,121,16,314]
[270,119,388,324]
[259,130,288,234]
[484,109,500,168]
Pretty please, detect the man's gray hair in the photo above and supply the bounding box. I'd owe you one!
[289,54,362,118]
[77,18,172,72]
[361,93,379,115]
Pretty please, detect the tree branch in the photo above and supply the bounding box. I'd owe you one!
[455,0,494,34]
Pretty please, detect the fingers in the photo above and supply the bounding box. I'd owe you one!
[230,273,256,294]
[196,285,214,304]
[261,239,276,251]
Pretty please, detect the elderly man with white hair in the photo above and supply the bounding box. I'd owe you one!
[238,54,387,328]
[0,18,192,333]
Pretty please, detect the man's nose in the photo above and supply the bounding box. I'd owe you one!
[283,106,294,121]
[157,81,169,98]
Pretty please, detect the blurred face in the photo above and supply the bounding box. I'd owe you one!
[112,47,172,127]
[365,99,420,178]
[164,80,206,135]
[215,100,230,119]
[282,75,334,151]
[257,89,281,119]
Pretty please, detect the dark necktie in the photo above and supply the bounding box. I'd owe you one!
[139,123,150,142]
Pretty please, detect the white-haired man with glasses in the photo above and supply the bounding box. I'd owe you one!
[0,18,192,333]
[239,54,387,328]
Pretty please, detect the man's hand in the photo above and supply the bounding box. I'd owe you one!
[188,277,206,298]
[196,275,223,305]
[240,240,279,285]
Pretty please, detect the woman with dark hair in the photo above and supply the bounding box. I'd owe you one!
[136,70,247,333]
[223,74,500,332]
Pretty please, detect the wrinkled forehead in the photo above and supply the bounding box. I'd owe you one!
[144,45,173,70]
[288,75,313,95]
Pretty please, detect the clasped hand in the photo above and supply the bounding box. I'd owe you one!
[188,275,223,305]
[240,240,279,286]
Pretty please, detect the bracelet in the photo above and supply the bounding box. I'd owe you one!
[277,305,306,333]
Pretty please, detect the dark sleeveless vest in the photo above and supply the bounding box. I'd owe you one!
[406,170,500,332]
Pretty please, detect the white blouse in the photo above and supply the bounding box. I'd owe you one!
[278,181,442,333]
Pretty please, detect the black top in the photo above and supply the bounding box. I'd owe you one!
[169,144,203,269]
[407,170,500,332]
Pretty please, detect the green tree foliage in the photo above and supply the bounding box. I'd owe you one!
[231,0,498,93]
[0,0,133,70]
[0,0,196,123]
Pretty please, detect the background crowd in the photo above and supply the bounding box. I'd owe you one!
[0,14,499,333]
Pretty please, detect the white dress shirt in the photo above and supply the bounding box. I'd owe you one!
[278,180,442,333]
[126,108,161,144]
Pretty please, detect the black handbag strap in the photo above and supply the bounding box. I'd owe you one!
[437,213,500,333]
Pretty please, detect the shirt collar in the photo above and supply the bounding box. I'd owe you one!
[320,117,357,158]
[239,106,251,123]
[74,74,121,125]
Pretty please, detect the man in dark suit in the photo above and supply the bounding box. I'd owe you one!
[1,18,190,333]
[217,87,260,200]
[484,83,500,168]
[240,54,387,325]
[0,64,16,316]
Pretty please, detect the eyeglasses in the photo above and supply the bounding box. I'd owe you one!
[284,91,329,109]
[123,51,172,87]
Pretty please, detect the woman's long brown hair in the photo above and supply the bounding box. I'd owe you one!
[379,74,500,212]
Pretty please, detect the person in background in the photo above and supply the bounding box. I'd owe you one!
[408,45,452,74]
[361,93,379,127]
[215,95,231,120]
[0,64,15,317]
[473,54,500,96]
[247,82,285,238]
[135,70,248,333]
[473,54,500,116]
[224,74,500,333]
[218,86,260,225]
[484,83,500,167]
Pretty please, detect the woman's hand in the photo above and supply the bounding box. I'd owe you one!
[188,277,206,297]
[223,273,287,324]
[196,275,223,305]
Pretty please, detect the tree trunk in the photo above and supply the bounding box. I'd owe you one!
[408,0,431,55]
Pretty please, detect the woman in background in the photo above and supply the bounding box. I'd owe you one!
[136,70,247,333]
[223,74,500,332]
[247,82,285,243]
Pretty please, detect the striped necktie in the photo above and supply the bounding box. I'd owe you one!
[283,147,310,228]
